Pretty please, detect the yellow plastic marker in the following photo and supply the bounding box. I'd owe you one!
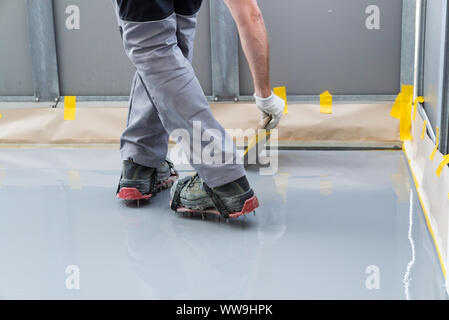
[413,96,424,121]
[273,86,288,115]
[0,113,2,119]
[320,91,332,114]
[64,96,76,120]
[430,127,440,161]
[421,120,427,139]
[436,155,449,177]
[390,92,402,119]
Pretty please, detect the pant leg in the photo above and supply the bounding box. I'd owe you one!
[120,72,169,168]
[119,11,199,168]
[119,13,245,188]
[175,0,203,63]
[176,13,198,63]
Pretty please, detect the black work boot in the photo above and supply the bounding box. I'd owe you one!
[170,174,259,220]
[117,159,178,201]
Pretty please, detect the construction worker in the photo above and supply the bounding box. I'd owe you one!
[113,0,284,219]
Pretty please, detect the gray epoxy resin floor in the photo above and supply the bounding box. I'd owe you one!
[0,148,446,300]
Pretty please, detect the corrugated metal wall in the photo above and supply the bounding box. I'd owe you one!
[239,0,403,96]
[51,0,212,97]
[421,0,446,131]
[0,0,403,99]
[0,0,33,96]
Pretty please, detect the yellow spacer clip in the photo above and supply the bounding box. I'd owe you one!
[273,87,288,115]
[320,91,332,114]
[421,120,427,140]
[64,96,77,120]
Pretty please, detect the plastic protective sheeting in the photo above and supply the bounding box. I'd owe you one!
[0,103,400,146]
[404,109,449,293]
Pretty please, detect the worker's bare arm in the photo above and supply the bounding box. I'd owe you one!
[224,0,271,98]
[224,0,284,130]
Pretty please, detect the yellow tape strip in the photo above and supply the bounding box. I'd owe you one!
[421,120,427,140]
[403,148,446,278]
[391,86,414,141]
[436,155,449,177]
[408,159,420,189]
[273,86,288,115]
[430,127,440,161]
[320,91,332,114]
[413,96,424,121]
[402,85,414,100]
[399,86,414,142]
[64,96,76,120]
[390,92,402,119]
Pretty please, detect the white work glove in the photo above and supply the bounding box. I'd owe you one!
[254,91,285,130]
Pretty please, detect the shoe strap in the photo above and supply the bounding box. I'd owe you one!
[203,183,230,219]
[116,173,123,195]
[170,176,192,211]
[149,169,158,193]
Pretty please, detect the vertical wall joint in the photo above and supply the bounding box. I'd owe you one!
[210,0,239,101]
[401,0,417,87]
[25,0,60,102]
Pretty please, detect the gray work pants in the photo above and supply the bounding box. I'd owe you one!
[116,12,245,188]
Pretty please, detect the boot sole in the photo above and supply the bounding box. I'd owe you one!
[172,195,259,219]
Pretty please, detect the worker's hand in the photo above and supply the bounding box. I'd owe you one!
[254,92,285,130]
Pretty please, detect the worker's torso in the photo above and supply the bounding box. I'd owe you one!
[116,0,203,22]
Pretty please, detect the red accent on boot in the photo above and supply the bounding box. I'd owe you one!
[229,196,260,218]
[117,188,152,200]
[172,196,260,219]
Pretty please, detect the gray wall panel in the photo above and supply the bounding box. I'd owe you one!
[239,0,403,96]
[53,0,134,96]
[422,0,446,131]
[0,0,33,96]
[53,0,211,97]
[192,1,212,97]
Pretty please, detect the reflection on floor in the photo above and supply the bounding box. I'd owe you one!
[0,148,446,300]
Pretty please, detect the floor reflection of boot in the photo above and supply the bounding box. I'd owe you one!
[245,174,287,298]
